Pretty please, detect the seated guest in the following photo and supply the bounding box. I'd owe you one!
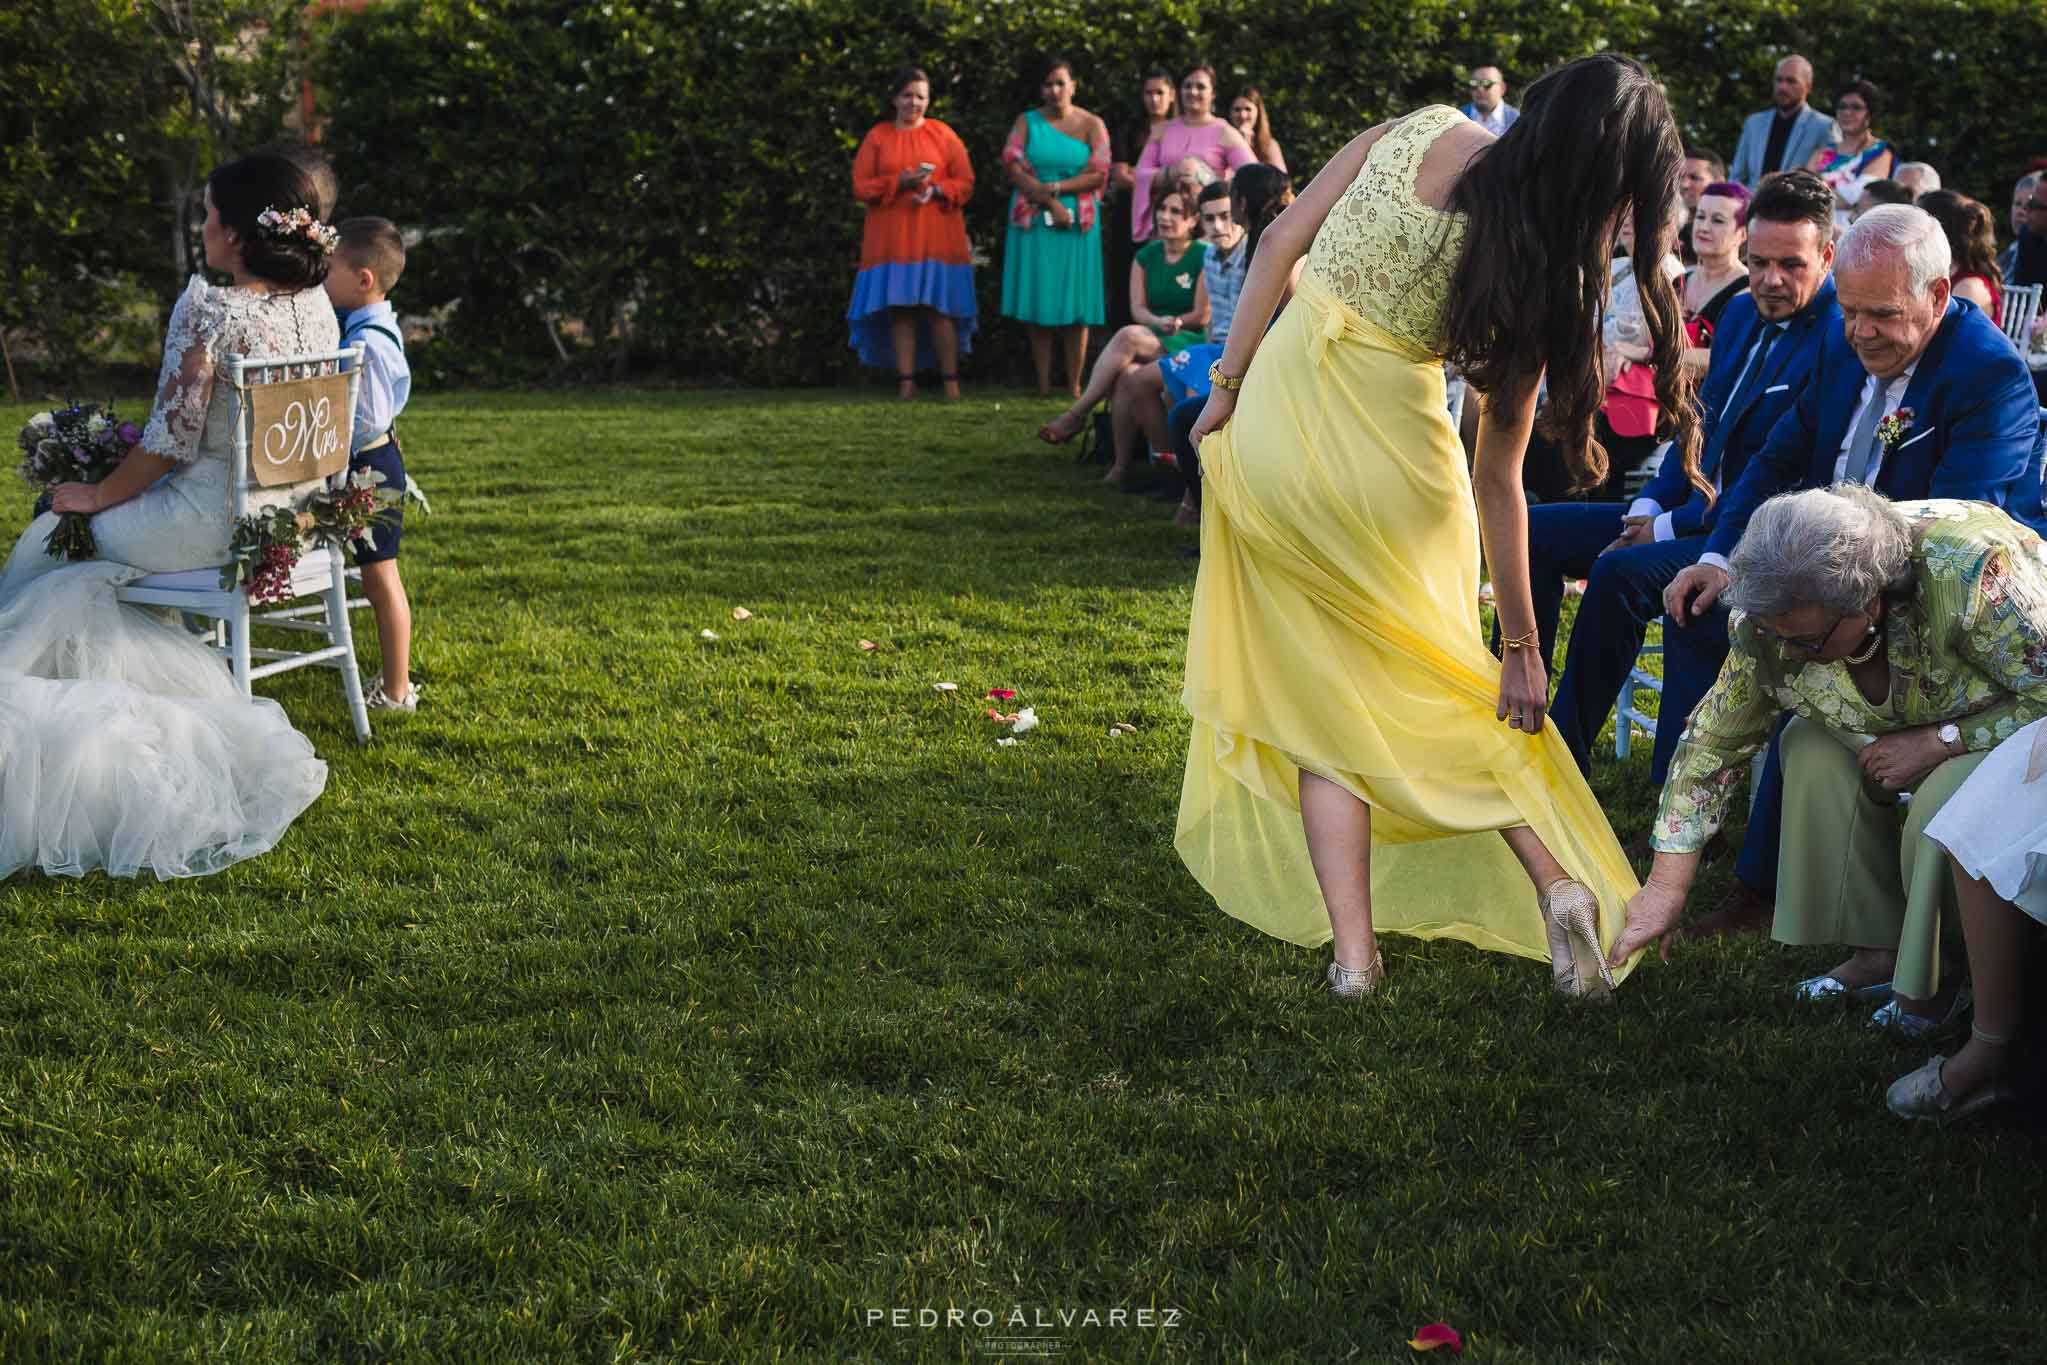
[1849,178,1914,226]
[1802,79,1894,229]
[1894,161,1941,199]
[1677,145,1728,264]
[1036,186,1208,469]
[1614,489,2047,1059]
[2006,176,2047,290]
[1164,167,1294,531]
[1105,181,1244,510]
[1661,202,2047,937]
[1918,189,2004,320]
[1534,170,1838,787]
[1679,179,1752,378]
[1998,172,2041,284]
[1904,714,2047,1120]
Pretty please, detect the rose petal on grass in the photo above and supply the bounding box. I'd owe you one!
[995,737,1019,747]
[857,639,878,652]
[1011,707,1038,734]
[933,682,959,692]
[987,688,1018,701]
[1408,1323,1463,1354]
[731,607,754,620]
[987,709,1019,724]
[1110,722,1138,734]
[699,629,719,640]
[1109,727,1126,738]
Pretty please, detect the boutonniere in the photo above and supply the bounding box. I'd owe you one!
[1174,272,1192,289]
[1877,407,1915,454]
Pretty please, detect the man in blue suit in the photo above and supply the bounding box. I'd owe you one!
[1528,172,1841,783]
[1661,202,2047,934]
[1728,56,1837,188]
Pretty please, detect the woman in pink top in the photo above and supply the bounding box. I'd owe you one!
[1132,64,1256,241]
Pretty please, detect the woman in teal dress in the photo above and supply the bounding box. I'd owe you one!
[1001,57,1110,397]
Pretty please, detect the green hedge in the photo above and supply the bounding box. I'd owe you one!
[13,0,2045,388]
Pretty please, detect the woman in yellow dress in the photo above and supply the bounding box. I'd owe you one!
[1179,55,1703,998]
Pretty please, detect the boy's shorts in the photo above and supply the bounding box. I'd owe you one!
[350,431,408,566]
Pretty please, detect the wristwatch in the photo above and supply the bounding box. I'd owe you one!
[1208,361,1245,391]
[1937,722,1962,755]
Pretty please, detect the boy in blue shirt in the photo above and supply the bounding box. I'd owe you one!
[323,217,418,711]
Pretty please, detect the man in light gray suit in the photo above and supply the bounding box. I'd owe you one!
[1729,56,1838,188]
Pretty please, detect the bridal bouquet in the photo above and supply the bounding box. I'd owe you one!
[221,467,399,604]
[15,402,140,560]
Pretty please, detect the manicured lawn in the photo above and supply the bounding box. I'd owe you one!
[0,387,2039,1362]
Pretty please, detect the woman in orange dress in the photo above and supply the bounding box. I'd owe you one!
[850,65,977,399]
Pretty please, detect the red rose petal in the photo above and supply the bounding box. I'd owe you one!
[1408,1323,1463,1354]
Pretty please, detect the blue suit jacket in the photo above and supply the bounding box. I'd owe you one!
[1704,298,2047,560]
[1728,105,1837,187]
[1638,278,1840,539]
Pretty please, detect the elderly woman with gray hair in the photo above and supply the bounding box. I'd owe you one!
[1612,487,2047,1099]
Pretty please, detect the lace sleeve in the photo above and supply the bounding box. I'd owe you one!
[139,277,225,465]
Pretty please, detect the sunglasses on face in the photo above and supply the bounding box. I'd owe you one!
[2030,199,2047,211]
[1469,79,1498,90]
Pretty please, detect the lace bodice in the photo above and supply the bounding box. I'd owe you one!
[1302,105,1470,353]
[141,275,341,469]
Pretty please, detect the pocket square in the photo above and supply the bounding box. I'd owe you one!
[1763,383,1790,394]
[1896,426,1936,450]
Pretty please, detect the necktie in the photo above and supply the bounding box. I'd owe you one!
[1719,324,1782,425]
[1841,376,1889,485]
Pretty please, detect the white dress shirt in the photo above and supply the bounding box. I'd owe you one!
[1698,358,1920,576]
[1830,361,1919,486]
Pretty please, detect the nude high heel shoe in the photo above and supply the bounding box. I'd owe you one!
[1325,953,1386,1000]
[1542,878,1616,999]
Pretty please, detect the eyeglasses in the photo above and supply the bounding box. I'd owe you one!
[1756,611,1846,655]
[1469,79,1499,90]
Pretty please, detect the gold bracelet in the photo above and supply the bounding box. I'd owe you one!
[1208,361,1245,391]
[1501,627,1539,651]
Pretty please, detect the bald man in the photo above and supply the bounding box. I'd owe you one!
[1729,55,1839,187]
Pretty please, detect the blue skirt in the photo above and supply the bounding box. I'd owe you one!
[847,260,978,371]
[1160,342,1225,404]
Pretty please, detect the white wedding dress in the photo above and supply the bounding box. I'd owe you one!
[1923,717,2047,922]
[0,276,336,879]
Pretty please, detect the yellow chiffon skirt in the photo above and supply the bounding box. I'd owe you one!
[1176,278,1642,981]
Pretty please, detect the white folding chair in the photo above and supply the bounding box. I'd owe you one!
[1614,631,1663,760]
[2000,283,2042,348]
[114,345,374,743]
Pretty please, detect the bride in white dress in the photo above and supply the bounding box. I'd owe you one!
[0,153,340,879]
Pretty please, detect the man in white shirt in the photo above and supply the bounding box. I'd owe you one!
[1459,67,1517,136]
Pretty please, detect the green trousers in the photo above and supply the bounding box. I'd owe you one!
[1773,716,1985,999]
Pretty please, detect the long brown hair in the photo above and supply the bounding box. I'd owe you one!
[1442,53,1702,496]
[1918,190,2000,287]
[1232,86,1279,162]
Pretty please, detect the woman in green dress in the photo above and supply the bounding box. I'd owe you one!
[1000,57,1111,398]
[1035,185,1209,480]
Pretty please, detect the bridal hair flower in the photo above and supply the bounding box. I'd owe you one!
[254,205,340,255]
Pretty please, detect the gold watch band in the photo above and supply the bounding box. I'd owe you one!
[1208,361,1245,391]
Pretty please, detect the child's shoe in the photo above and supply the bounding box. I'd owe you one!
[364,678,419,712]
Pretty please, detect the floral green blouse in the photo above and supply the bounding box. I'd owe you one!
[1653,501,2047,854]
